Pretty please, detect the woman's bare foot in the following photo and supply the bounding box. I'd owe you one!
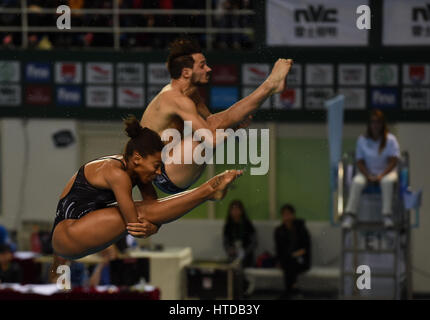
[266,58,293,95]
[208,170,243,201]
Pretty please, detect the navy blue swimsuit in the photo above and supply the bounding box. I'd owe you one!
[51,157,125,234]
[153,163,188,194]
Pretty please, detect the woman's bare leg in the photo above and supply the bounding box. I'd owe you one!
[135,170,241,224]
[52,207,128,259]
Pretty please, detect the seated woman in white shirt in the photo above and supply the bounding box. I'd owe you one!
[342,109,400,229]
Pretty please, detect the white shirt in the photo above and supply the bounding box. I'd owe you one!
[355,133,400,175]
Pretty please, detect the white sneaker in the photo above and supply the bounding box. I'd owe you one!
[341,215,355,229]
[383,216,394,229]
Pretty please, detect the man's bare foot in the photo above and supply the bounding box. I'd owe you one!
[208,170,243,201]
[266,58,293,95]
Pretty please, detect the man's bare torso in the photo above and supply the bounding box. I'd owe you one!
[140,84,187,137]
[139,83,210,188]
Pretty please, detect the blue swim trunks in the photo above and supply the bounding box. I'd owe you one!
[153,163,188,194]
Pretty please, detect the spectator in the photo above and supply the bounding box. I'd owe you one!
[69,0,85,11]
[48,254,89,287]
[0,0,20,28]
[213,0,231,48]
[28,34,39,48]
[0,226,8,247]
[213,0,252,49]
[69,261,89,287]
[0,0,19,7]
[229,0,242,49]
[37,35,53,50]
[160,0,173,9]
[0,244,22,284]
[88,244,120,287]
[2,33,15,48]
[342,109,400,229]
[223,200,257,268]
[69,0,85,28]
[274,204,311,299]
[0,225,17,252]
[49,244,121,287]
[4,0,255,49]
[82,32,94,47]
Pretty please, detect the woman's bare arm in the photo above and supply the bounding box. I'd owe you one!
[357,159,371,179]
[105,168,139,224]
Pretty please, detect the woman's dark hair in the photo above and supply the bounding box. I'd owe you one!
[224,200,255,242]
[123,116,164,160]
[366,109,388,154]
[281,203,296,215]
[225,200,253,226]
[167,37,202,79]
[223,200,256,267]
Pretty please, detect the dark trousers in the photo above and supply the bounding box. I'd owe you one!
[281,258,305,294]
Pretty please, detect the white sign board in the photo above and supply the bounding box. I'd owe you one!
[383,0,430,45]
[117,86,145,108]
[267,0,369,46]
[86,86,113,107]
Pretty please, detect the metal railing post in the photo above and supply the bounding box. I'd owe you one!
[113,0,120,50]
[21,0,28,48]
[205,0,212,50]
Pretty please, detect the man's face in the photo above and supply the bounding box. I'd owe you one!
[190,53,212,86]
[282,209,295,224]
[0,251,12,265]
[230,205,243,223]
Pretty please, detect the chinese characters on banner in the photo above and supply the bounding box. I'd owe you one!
[266,0,369,46]
[383,0,430,45]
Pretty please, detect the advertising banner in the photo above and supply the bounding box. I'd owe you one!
[383,0,430,45]
[267,0,369,46]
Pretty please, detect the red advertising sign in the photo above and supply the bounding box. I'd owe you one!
[211,64,239,85]
[25,85,52,105]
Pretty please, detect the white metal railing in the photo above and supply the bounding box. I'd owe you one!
[0,0,256,50]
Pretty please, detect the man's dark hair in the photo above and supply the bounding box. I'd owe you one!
[281,203,296,215]
[167,37,202,79]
